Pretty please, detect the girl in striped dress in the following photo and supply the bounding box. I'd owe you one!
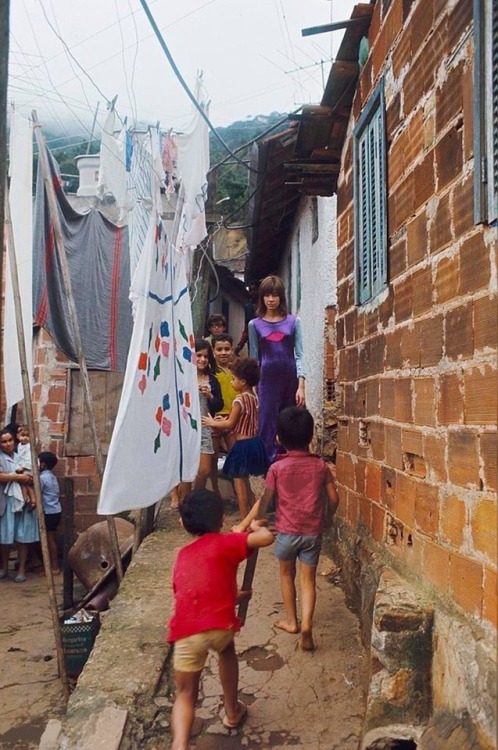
[202,358,269,518]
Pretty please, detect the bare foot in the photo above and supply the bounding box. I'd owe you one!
[274,619,300,634]
[51,568,61,575]
[300,630,315,651]
[223,700,247,728]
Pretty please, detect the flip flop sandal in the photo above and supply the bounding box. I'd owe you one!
[223,702,247,729]
[14,575,26,583]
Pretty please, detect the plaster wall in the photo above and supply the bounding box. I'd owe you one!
[280,195,337,426]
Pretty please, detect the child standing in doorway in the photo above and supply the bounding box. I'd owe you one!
[38,451,62,574]
[167,489,274,750]
[234,407,338,651]
[203,358,269,519]
[205,313,227,348]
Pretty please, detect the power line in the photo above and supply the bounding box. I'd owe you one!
[138,0,257,174]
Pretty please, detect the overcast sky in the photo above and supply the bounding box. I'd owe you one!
[8,0,357,141]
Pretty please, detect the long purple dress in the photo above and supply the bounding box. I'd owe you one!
[249,314,304,459]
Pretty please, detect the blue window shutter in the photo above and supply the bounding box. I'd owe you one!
[354,80,388,304]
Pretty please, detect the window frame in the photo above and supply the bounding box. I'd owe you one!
[353,80,388,305]
[474,0,498,224]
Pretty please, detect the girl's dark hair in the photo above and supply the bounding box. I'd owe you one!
[277,407,314,450]
[180,489,224,535]
[232,357,260,388]
[195,339,216,373]
[207,313,227,329]
[256,275,288,317]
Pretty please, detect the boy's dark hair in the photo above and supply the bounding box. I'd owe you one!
[207,313,227,329]
[277,407,314,451]
[195,338,216,373]
[180,489,224,535]
[232,357,260,388]
[212,333,233,347]
[39,451,58,470]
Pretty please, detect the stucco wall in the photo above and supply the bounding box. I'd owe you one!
[280,195,337,426]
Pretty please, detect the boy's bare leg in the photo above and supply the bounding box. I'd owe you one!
[233,478,254,519]
[47,531,60,573]
[218,640,246,725]
[210,434,221,496]
[171,669,201,750]
[193,453,213,490]
[16,542,28,579]
[299,563,317,651]
[274,559,299,633]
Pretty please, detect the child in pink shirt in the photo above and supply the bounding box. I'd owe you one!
[234,407,338,652]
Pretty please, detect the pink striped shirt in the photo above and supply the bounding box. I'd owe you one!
[233,392,258,437]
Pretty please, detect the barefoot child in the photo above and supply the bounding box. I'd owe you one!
[234,407,338,651]
[38,452,62,574]
[202,358,269,518]
[167,489,274,750]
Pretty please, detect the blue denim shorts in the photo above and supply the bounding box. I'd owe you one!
[274,533,322,566]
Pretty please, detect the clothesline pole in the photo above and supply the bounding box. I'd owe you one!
[4,186,70,701]
[32,111,124,583]
[237,490,272,625]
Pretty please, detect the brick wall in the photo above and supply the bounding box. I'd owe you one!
[31,328,101,534]
[335,0,496,637]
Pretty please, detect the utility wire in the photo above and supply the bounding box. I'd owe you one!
[138,0,257,173]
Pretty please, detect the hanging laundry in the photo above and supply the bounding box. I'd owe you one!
[161,132,177,195]
[98,213,200,514]
[176,74,210,248]
[97,108,132,221]
[32,145,133,372]
[4,111,33,409]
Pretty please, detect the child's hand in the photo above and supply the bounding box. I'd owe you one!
[236,588,252,605]
[15,468,24,474]
[249,519,268,531]
[232,522,246,533]
[201,416,214,427]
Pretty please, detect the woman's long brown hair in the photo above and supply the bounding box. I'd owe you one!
[256,275,288,317]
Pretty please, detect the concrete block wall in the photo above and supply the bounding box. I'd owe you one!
[334,0,496,743]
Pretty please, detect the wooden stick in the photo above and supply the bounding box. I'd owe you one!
[62,477,75,610]
[237,491,273,625]
[4,188,70,701]
[32,112,124,582]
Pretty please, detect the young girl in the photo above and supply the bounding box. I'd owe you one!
[170,340,223,508]
[202,358,269,518]
[248,275,305,460]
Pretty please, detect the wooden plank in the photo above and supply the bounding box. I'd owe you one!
[285,163,340,174]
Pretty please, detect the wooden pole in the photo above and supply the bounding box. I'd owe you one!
[0,1,9,410]
[62,477,75,610]
[4,188,70,701]
[32,112,124,582]
[237,491,273,625]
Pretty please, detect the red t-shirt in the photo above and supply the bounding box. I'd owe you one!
[167,532,251,643]
[265,451,332,536]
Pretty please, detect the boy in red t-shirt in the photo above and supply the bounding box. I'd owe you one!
[167,489,274,750]
[234,407,339,652]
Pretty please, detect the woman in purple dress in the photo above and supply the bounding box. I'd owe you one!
[248,275,305,460]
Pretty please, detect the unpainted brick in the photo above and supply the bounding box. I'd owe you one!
[394,378,413,423]
[482,567,497,627]
[406,211,428,266]
[413,377,436,426]
[412,266,433,317]
[452,173,474,236]
[471,498,497,561]
[447,0,473,50]
[394,471,417,526]
[448,429,480,487]
[435,60,464,134]
[380,378,396,420]
[355,458,367,496]
[438,371,464,425]
[415,482,439,537]
[434,254,460,303]
[366,461,383,502]
[429,191,453,254]
[402,428,424,456]
[401,322,421,368]
[474,294,498,352]
[449,552,483,616]
[436,127,463,191]
[359,493,373,528]
[445,304,474,360]
[366,379,380,416]
[337,451,355,492]
[424,539,450,596]
[369,420,386,461]
[386,329,403,369]
[390,235,408,279]
[394,275,414,323]
[414,151,436,212]
[371,502,386,543]
[459,233,491,295]
[385,423,404,469]
[420,315,443,367]
[381,465,397,510]
[480,431,497,492]
[440,493,467,548]
[464,365,497,425]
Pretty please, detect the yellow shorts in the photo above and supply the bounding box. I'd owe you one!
[173,629,235,672]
